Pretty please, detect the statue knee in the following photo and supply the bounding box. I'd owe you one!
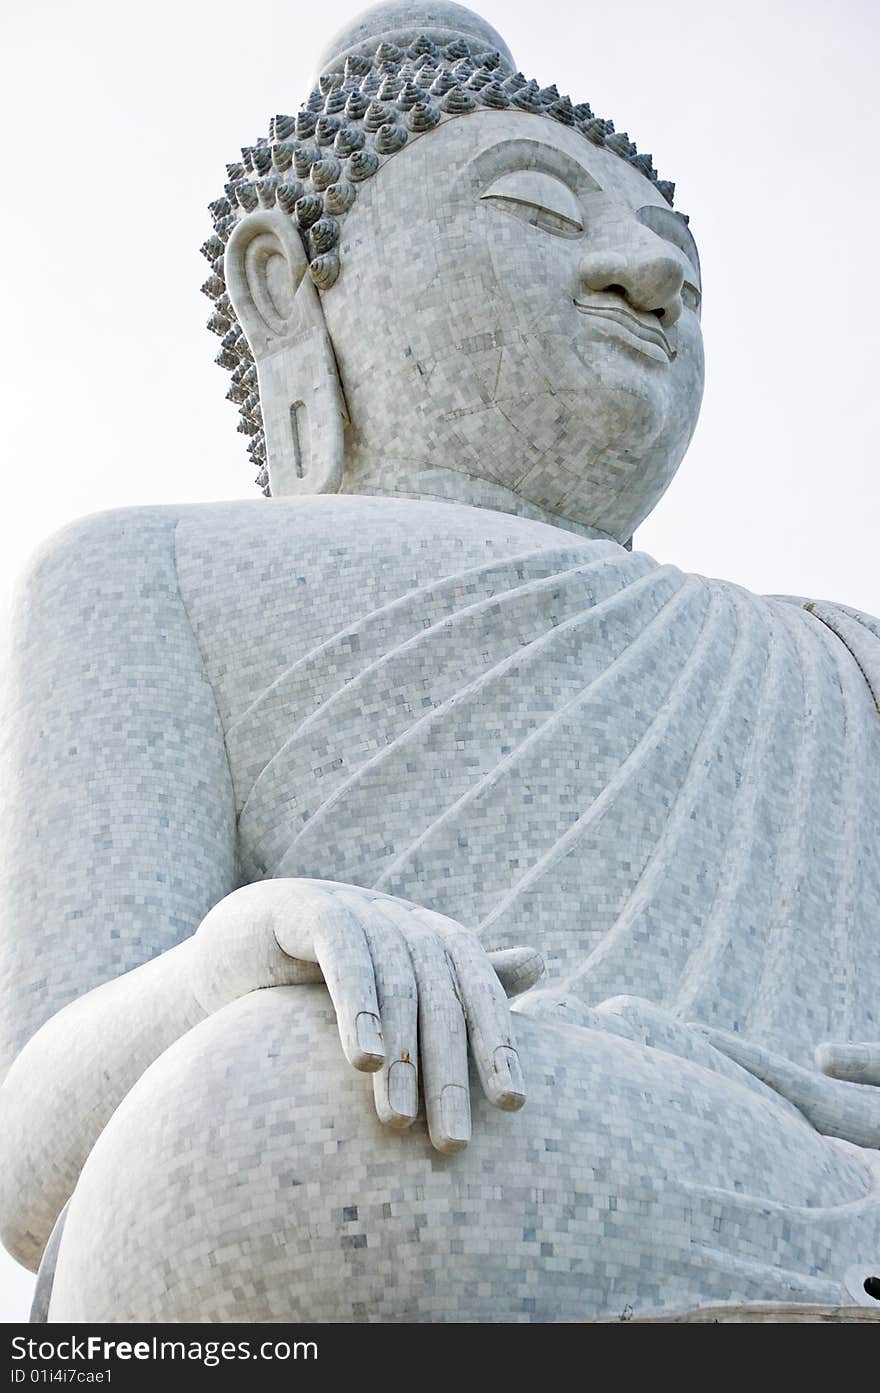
[47,985,411,1321]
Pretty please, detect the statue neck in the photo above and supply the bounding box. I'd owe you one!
[337,452,618,544]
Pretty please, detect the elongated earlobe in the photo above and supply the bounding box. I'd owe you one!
[225,209,347,496]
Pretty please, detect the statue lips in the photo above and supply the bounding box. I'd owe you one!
[572,293,676,364]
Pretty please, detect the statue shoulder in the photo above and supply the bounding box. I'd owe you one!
[9,500,268,627]
[7,496,632,674]
[14,504,183,599]
[165,495,625,582]
[6,505,193,674]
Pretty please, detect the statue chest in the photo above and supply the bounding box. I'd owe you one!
[174,504,880,1062]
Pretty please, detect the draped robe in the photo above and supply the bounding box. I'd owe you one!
[181,497,880,1068]
[3,494,880,1319]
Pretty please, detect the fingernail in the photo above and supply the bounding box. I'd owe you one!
[491,1046,525,1110]
[439,1084,470,1150]
[387,1059,418,1119]
[355,1011,384,1068]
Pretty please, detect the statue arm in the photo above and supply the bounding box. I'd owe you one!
[0,506,238,1074]
[0,513,543,1269]
[0,876,540,1269]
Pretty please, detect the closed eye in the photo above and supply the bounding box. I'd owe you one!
[481,170,584,238]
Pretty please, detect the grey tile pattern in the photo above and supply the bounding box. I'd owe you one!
[0,506,237,1072]
[1,495,879,1319]
[2,0,879,1329]
[46,986,880,1322]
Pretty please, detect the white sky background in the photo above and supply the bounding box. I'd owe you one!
[0,0,877,1322]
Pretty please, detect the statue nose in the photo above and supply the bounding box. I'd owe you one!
[579,249,684,327]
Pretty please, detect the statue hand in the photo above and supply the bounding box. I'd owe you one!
[192,878,543,1154]
[694,1025,880,1149]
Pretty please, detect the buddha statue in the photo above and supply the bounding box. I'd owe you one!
[2,0,879,1323]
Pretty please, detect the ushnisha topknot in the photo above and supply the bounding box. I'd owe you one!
[204,20,678,495]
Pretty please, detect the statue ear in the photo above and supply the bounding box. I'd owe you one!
[225,209,347,496]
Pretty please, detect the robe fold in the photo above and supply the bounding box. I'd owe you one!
[167,497,880,1070]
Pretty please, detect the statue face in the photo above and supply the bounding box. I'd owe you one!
[321,110,704,539]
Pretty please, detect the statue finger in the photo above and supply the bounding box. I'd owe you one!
[815,1041,880,1087]
[308,891,385,1073]
[379,902,471,1153]
[333,890,419,1129]
[444,932,526,1113]
[406,904,525,1112]
[487,946,545,998]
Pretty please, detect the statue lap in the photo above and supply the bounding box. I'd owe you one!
[48,985,880,1322]
[8,0,880,1324]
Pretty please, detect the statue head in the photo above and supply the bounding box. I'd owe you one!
[206,1,704,542]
